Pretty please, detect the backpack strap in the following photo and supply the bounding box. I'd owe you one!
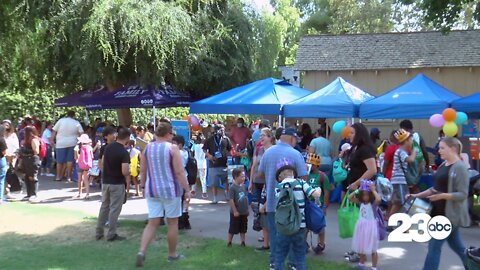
[319,172,325,184]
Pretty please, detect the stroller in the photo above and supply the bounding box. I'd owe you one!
[468,170,480,223]
[465,246,480,270]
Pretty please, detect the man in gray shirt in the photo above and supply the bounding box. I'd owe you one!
[257,128,308,269]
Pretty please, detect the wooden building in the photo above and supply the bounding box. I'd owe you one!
[294,30,480,150]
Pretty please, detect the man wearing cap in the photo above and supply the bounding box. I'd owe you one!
[203,124,233,204]
[52,111,84,182]
[257,127,308,269]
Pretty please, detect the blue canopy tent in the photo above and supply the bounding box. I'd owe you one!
[283,77,375,118]
[54,87,108,107]
[189,78,312,115]
[359,74,460,119]
[452,92,480,113]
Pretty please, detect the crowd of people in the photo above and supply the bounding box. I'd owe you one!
[0,112,475,270]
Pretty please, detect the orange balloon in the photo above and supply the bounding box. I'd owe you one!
[341,126,351,139]
[181,116,191,125]
[442,108,457,122]
[191,125,201,132]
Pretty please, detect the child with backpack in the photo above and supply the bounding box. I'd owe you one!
[75,134,93,199]
[227,167,249,247]
[275,158,321,270]
[306,153,332,254]
[387,129,416,220]
[348,180,381,270]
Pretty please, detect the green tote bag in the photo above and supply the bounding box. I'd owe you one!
[337,190,359,239]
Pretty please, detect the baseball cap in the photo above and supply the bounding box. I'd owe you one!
[281,128,297,137]
[371,128,380,136]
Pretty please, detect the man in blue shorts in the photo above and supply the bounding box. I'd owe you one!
[52,111,83,182]
[203,124,232,204]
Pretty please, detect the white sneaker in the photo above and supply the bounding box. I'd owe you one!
[28,195,40,203]
[45,173,56,177]
[5,194,16,200]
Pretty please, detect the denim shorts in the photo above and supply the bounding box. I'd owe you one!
[146,197,182,219]
[56,147,75,163]
[208,167,227,188]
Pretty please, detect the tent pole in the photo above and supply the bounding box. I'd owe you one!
[278,115,282,128]
[84,108,89,125]
[153,106,156,131]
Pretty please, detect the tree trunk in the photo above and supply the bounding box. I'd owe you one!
[106,78,133,127]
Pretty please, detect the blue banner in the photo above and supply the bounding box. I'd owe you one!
[171,120,190,148]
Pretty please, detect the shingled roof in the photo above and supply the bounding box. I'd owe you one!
[295,30,480,71]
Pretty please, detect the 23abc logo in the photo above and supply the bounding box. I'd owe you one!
[388,213,452,242]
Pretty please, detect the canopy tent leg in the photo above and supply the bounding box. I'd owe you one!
[153,106,156,131]
[278,115,282,128]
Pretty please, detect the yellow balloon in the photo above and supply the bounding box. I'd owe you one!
[443,121,458,137]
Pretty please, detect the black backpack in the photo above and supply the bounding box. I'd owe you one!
[186,151,198,185]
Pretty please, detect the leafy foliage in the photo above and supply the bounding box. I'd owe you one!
[401,0,480,31]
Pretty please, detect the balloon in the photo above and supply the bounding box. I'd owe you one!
[429,114,445,127]
[190,115,199,127]
[332,121,346,134]
[181,116,191,125]
[341,126,351,139]
[442,108,456,122]
[454,112,468,125]
[443,121,458,137]
[191,125,201,132]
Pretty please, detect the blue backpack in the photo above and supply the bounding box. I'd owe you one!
[305,199,326,234]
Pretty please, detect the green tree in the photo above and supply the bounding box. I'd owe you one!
[0,0,281,124]
[401,0,480,31]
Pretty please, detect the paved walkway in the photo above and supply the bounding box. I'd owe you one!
[8,175,479,270]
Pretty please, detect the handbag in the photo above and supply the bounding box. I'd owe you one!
[337,190,359,239]
[400,196,432,216]
[397,150,419,186]
[332,158,348,185]
[6,165,22,192]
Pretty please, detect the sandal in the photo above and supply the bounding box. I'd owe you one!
[84,194,90,200]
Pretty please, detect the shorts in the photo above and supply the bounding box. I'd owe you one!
[146,197,182,219]
[229,213,248,235]
[391,184,408,205]
[208,167,227,188]
[56,147,75,164]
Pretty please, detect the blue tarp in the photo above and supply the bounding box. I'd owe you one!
[189,78,312,115]
[359,74,460,119]
[282,77,375,118]
[452,92,480,113]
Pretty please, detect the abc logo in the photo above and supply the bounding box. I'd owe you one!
[427,216,452,240]
[388,213,452,242]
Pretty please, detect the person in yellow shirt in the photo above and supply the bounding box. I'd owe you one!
[126,140,141,197]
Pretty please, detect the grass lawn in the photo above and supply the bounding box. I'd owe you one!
[0,203,352,270]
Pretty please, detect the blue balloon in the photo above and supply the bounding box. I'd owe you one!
[332,121,346,134]
[454,112,468,125]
